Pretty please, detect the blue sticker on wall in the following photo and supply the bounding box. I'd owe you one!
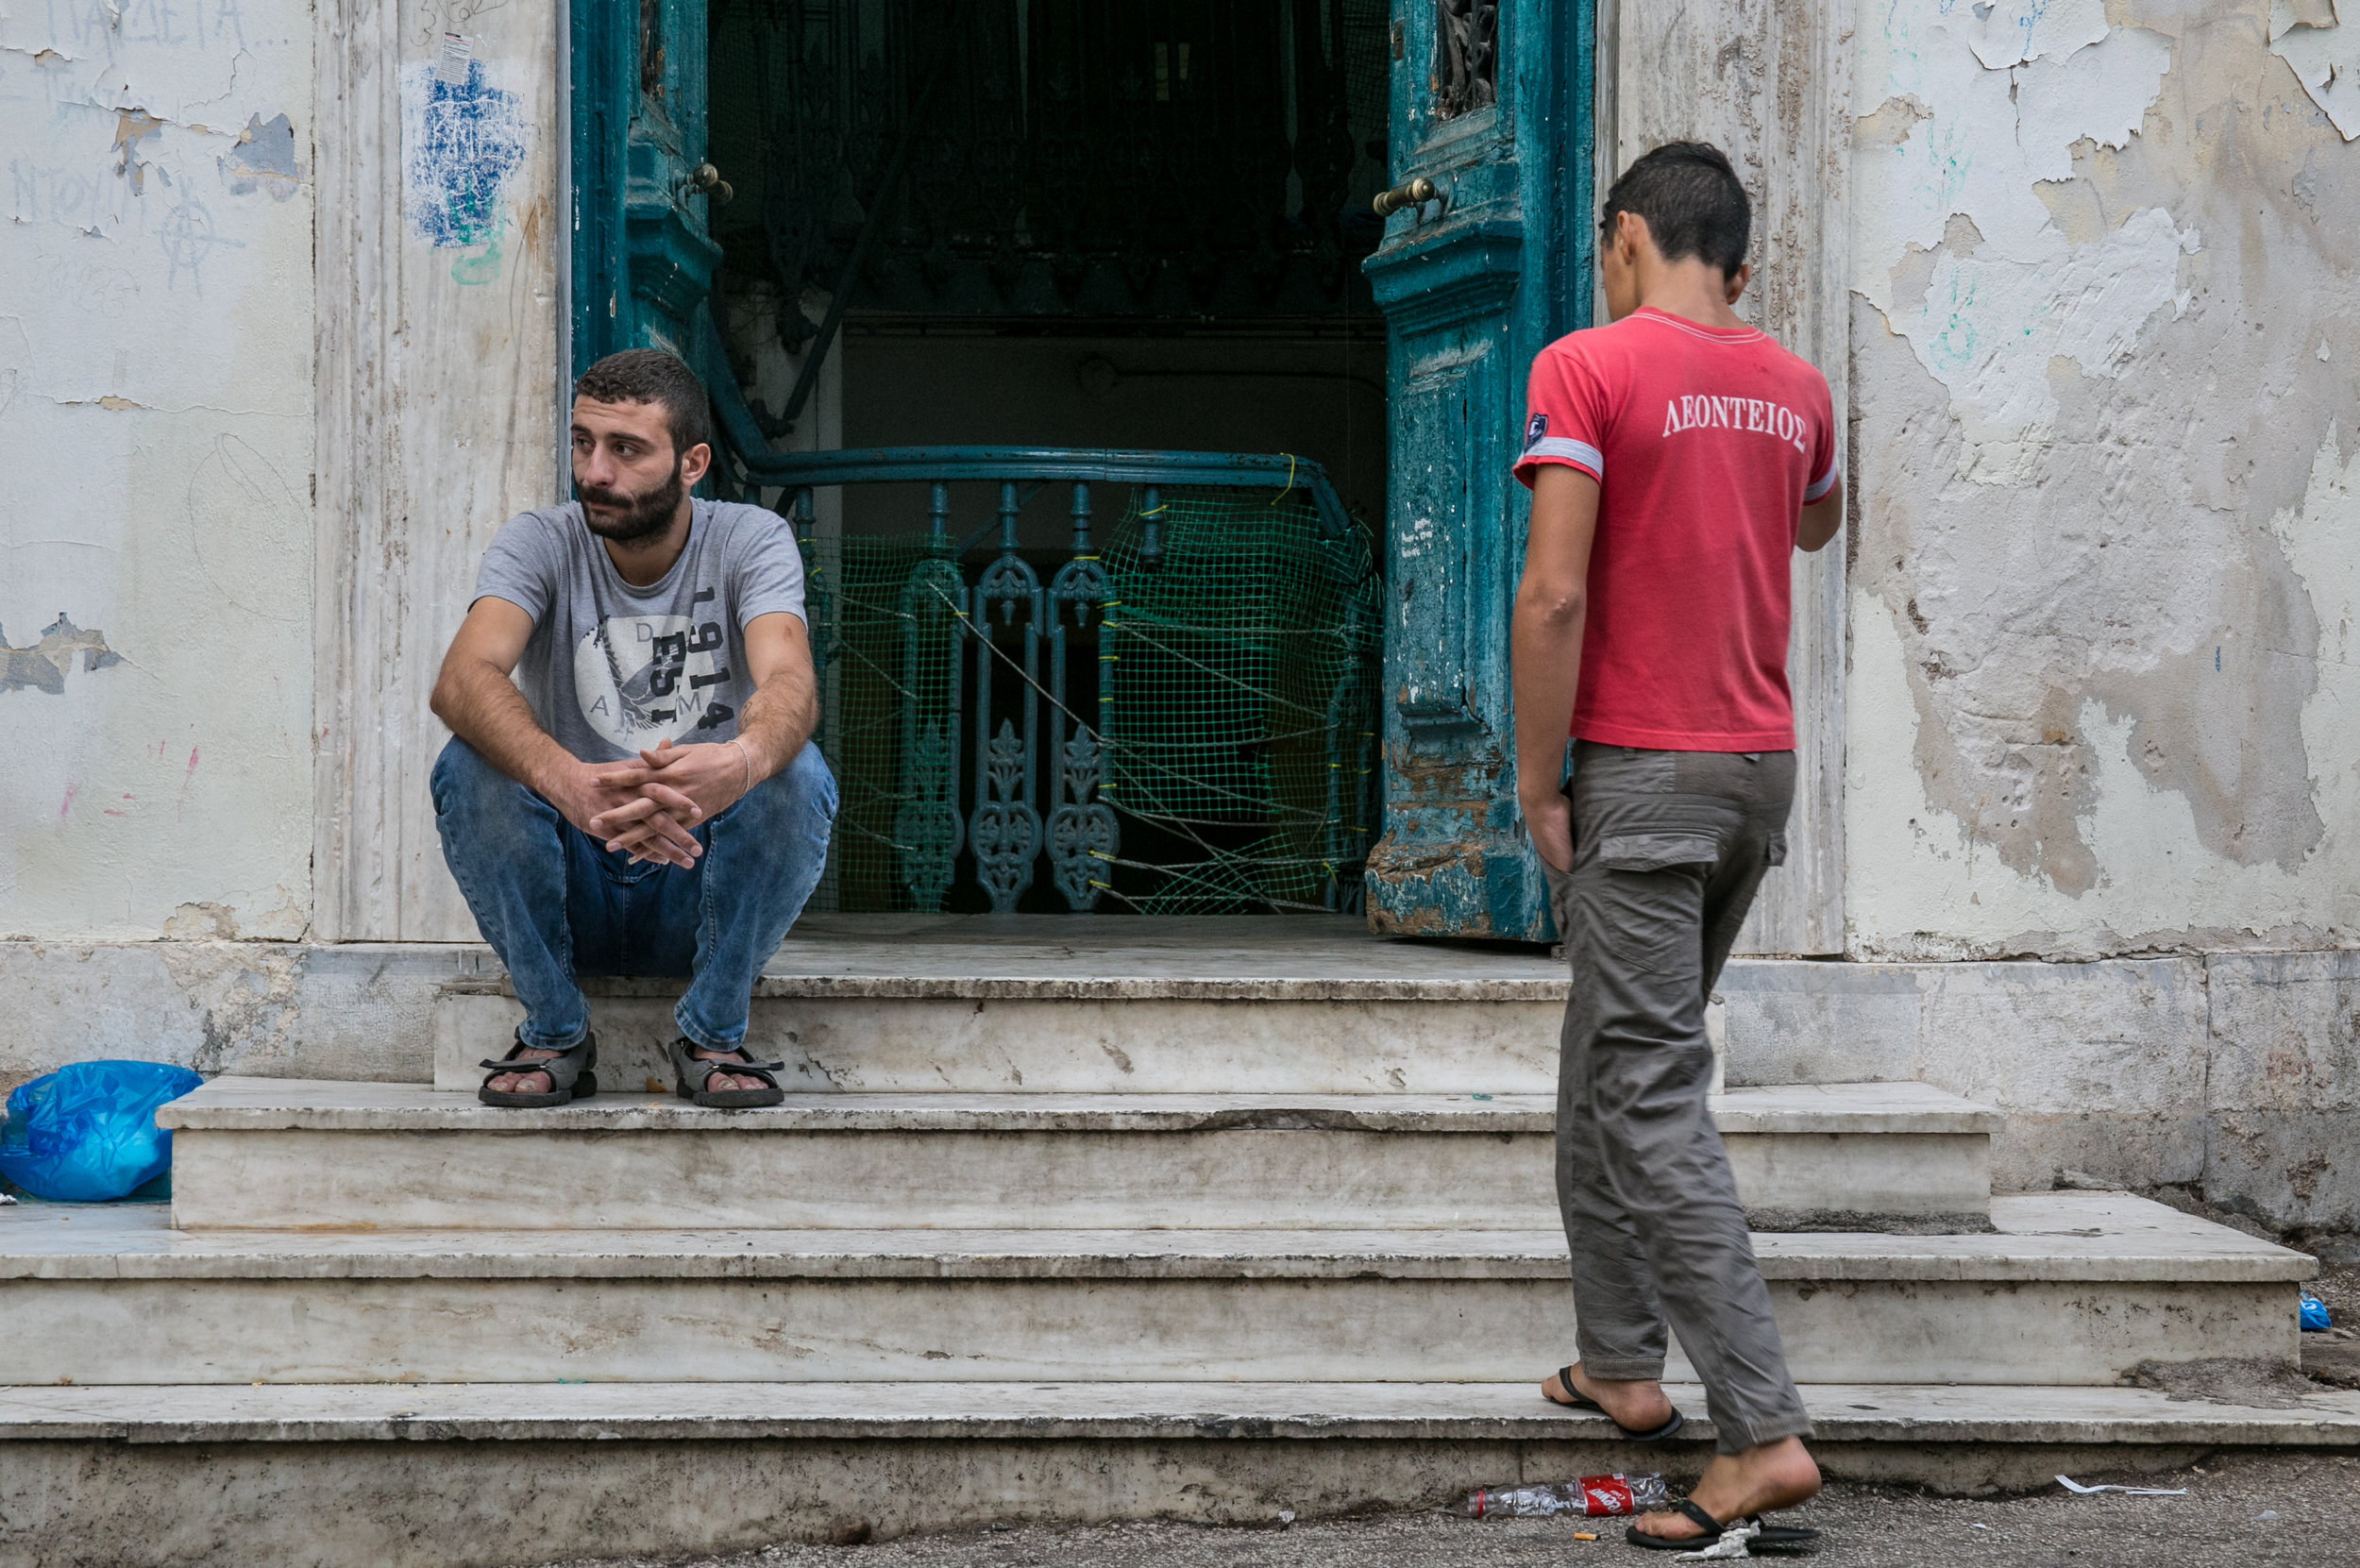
[402,58,528,252]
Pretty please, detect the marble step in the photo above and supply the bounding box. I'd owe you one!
[17,1375,2359,1449]
[161,1078,2000,1233]
[429,914,1575,1095]
[0,1195,2308,1389]
[13,1381,2360,1568]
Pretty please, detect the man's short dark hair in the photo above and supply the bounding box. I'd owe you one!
[1600,142,1751,278]
[574,348,714,464]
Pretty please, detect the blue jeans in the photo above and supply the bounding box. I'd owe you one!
[431,736,836,1052]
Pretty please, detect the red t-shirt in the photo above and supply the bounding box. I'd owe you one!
[1512,307,1837,751]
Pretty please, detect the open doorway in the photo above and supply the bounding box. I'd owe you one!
[705,0,1390,515]
[695,0,1394,918]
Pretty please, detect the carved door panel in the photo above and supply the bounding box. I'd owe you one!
[1391,364,1475,722]
[1362,0,1595,939]
[573,0,723,368]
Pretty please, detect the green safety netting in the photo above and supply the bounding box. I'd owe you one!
[807,485,1380,915]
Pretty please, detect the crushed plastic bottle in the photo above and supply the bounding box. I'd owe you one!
[1459,1473,1670,1518]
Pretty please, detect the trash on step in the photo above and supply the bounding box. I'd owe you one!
[1572,1532,1598,1542]
[1675,1522,1761,1560]
[2301,1292,2332,1331]
[0,1061,202,1202]
[0,1190,15,1205]
[2055,1475,2188,1496]
[1459,1474,1668,1517]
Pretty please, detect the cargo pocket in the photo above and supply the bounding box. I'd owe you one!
[1596,833,1721,874]
[1590,833,1720,976]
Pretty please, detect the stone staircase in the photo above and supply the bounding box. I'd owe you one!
[1,917,2347,1567]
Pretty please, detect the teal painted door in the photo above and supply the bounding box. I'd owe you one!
[1362,0,1593,940]
[572,0,723,369]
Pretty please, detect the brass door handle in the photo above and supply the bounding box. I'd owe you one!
[1373,177,1439,218]
[683,161,734,206]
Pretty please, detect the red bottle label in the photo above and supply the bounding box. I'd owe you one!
[1577,1475,1637,1515]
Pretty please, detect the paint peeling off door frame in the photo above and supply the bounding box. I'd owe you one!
[313,0,565,941]
[1609,0,1854,955]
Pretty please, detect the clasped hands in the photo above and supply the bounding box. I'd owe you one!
[553,737,750,868]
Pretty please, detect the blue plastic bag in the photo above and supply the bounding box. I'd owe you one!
[2301,1291,2333,1332]
[0,1061,203,1202]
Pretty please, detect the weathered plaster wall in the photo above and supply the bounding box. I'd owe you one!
[1846,0,2360,959]
[1,1,316,940]
[311,0,561,942]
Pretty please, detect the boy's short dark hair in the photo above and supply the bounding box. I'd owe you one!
[1600,142,1751,278]
[574,348,714,464]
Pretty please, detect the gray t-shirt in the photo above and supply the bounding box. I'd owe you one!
[473,498,807,763]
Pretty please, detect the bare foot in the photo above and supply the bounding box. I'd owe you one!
[487,1045,563,1096]
[690,1045,767,1094]
[1543,1362,1677,1432]
[1634,1436,1821,1542]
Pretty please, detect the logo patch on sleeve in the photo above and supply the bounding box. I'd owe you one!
[1524,413,1548,450]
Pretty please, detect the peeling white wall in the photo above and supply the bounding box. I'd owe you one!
[6,0,2354,973]
[1,1,315,940]
[1846,0,2360,958]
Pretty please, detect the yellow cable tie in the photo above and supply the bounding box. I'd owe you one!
[1088,879,1112,889]
[1140,504,1167,516]
[1271,453,1297,504]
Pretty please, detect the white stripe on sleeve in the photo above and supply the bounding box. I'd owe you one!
[1804,464,1839,503]
[1523,436,1605,476]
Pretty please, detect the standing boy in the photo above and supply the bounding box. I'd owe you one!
[1509,142,1843,1550]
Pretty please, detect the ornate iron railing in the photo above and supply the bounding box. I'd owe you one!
[716,429,1378,916]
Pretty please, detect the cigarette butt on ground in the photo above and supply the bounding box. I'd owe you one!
[1574,1532,1598,1541]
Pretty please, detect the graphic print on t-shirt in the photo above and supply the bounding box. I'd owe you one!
[572,590,736,748]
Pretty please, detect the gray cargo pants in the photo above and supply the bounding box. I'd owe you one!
[1541,740,1812,1455]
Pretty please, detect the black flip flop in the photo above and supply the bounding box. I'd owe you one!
[1542,1364,1688,1442]
[1627,1499,1821,1553]
[1742,1515,1823,1551]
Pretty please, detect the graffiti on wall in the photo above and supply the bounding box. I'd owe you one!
[401,42,529,283]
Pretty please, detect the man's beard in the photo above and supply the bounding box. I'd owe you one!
[578,465,685,545]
